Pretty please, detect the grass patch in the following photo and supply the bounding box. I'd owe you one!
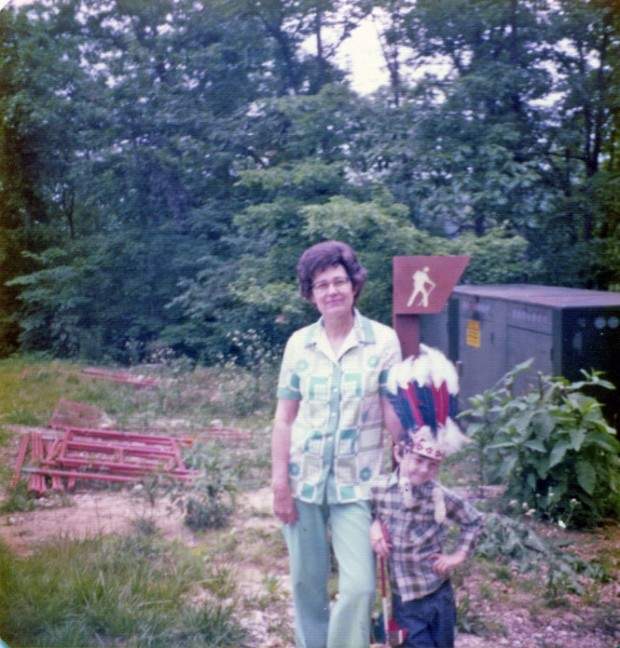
[202,564,237,599]
[0,356,275,441]
[241,527,288,566]
[0,532,247,647]
[0,356,140,428]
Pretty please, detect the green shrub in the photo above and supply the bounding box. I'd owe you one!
[476,513,606,597]
[461,362,620,528]
[173,443,237,531]
[0,481,35,513]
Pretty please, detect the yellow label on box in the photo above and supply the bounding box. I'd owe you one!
[466,319,481,348]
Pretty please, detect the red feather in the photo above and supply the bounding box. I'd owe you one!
[432,382,450,426]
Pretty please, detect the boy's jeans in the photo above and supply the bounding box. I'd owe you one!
[392,580,456,648]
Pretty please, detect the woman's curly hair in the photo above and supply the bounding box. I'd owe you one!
[296,240,367,302]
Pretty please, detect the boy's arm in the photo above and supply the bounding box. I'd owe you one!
[431,489,483,576]
[431,550,468,576]
[449,492,483,558]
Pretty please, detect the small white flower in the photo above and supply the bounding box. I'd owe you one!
[509,499,518,508]
[525,508,536,517]
[558,520,566,529]
[522,502,529,510]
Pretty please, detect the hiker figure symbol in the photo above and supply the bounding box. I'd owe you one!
[406,267,436,308]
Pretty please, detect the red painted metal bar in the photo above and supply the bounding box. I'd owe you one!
[62,439,179,459]
[62,426,176,444]
[23,467,143,483]
[30,432,39,494]
[59,429,70,463]
[27,432,47,495]
[51,456,197,476]
[22,467,195,483]
[35,432,47,494]
[53,425,192,446]
[46,438,63,462]
[11,434,30,488]
[44,438,64,491]
[81,367,159,388]
[47,455,167,471]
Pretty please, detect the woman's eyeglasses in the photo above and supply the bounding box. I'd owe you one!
[312,277,351,294]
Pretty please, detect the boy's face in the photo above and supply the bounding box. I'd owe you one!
[395,448,441,486]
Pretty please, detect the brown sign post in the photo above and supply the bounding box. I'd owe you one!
[393,256,470,358]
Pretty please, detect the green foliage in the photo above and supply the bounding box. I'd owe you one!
[456,593,495,637]
[131,443,239,531]
[476,513,606,599]
[462,362,620,528]
[451,226,535,284]
[0,481,35,514]
[9,231,198,362]
[0,533,246,647]
[1,0,619,362]
[172,443,237,531]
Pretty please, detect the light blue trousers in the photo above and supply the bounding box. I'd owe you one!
[282,498,375,648]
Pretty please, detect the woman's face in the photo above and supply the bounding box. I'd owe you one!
[310,264,355,319]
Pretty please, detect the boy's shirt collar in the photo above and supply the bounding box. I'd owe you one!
[387,469,435,507]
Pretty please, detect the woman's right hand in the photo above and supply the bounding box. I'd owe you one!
[273,482,298,525]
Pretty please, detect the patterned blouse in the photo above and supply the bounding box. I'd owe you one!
[277,310,401,504]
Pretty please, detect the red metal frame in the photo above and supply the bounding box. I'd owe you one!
[13,426,199,494]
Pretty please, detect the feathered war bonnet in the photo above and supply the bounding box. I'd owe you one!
[385,344,469,522]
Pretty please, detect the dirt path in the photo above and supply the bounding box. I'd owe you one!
[0,491,193,555]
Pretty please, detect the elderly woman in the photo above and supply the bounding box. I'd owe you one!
[272,240,402,648]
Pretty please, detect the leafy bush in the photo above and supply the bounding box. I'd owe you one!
[476,513,607,598]
[461,361,620,528]
[0,481,35,514]
[173,443,237,531]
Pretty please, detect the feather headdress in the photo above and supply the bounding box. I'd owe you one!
[386,344,469,458]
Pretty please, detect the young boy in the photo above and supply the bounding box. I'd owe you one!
[370,431,482,648]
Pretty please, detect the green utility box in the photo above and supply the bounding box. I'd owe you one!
[420,285,620,429]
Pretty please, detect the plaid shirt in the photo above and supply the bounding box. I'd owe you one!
[371,473,482,602]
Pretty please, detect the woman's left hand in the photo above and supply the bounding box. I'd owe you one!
[273,482,298,525]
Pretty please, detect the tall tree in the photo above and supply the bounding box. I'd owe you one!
[528,0,620,285]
